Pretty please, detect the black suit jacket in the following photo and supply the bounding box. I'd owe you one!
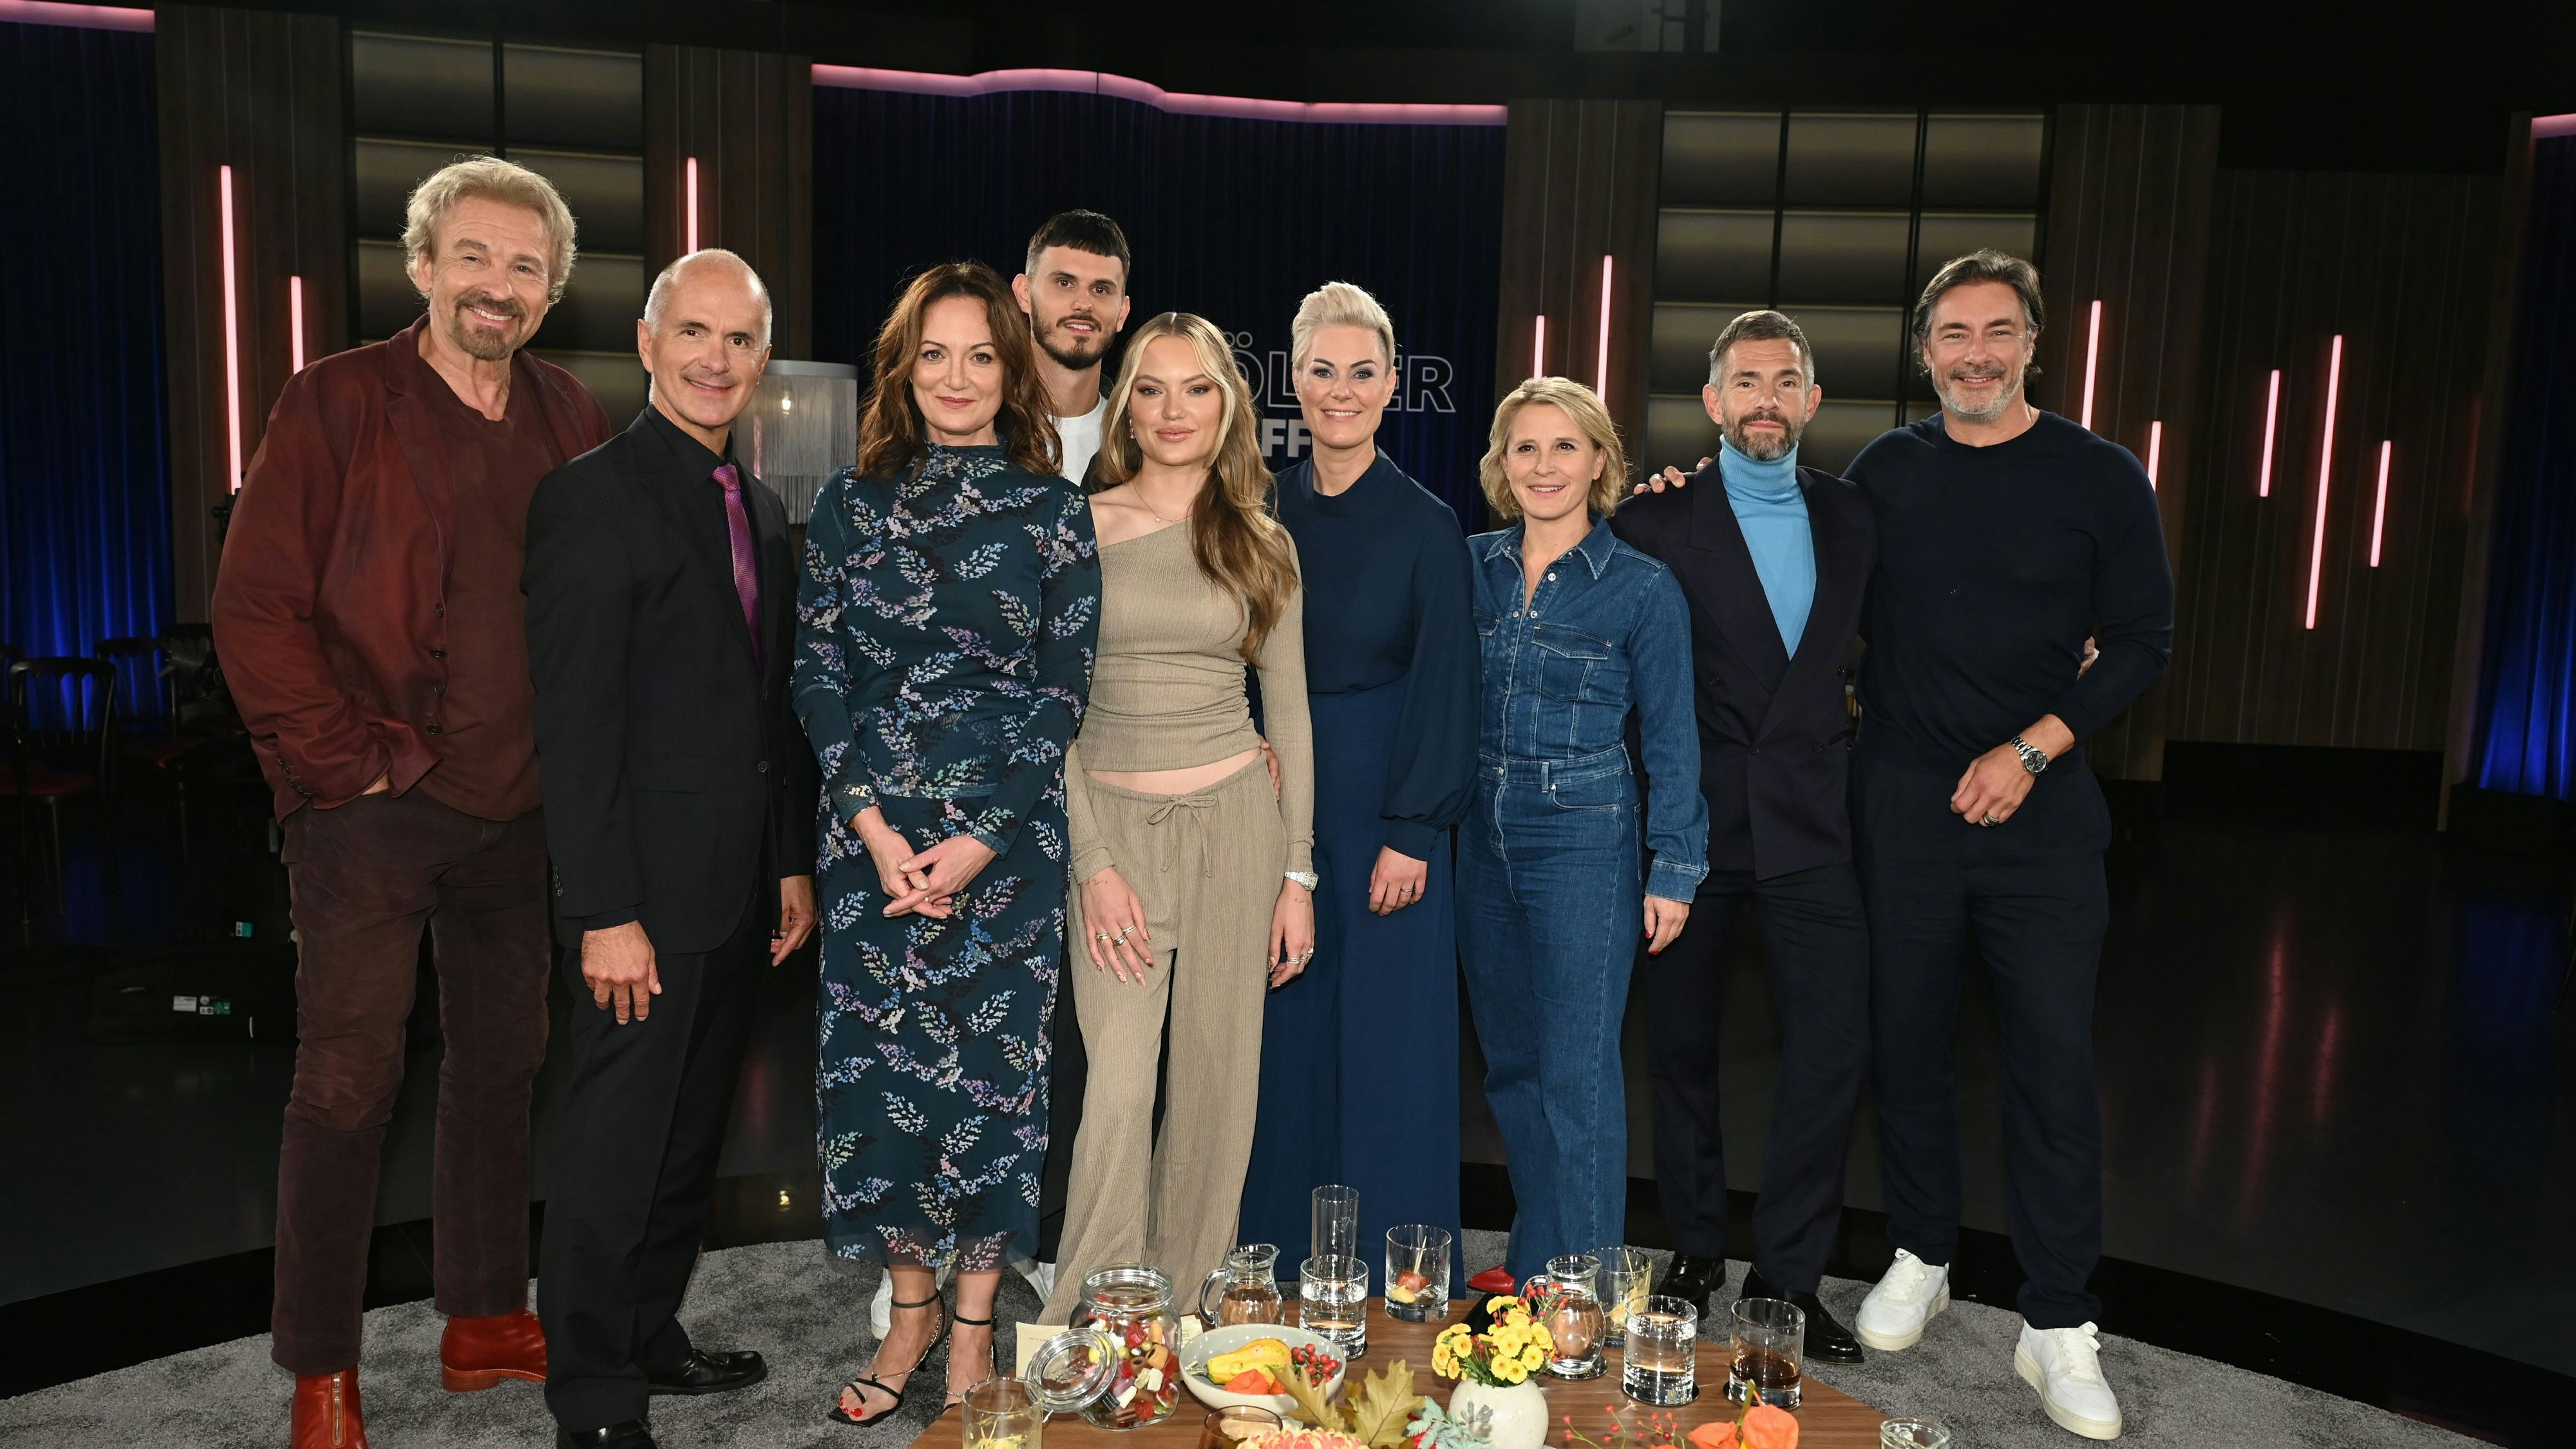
[1612,460,1875,881]
[523,407,819,952]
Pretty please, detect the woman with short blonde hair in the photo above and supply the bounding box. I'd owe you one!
[1478,375,1631,519]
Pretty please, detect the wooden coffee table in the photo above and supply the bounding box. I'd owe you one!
[910,1300,1886,1449]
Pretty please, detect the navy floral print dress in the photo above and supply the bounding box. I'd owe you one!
[794,444,1100,1269]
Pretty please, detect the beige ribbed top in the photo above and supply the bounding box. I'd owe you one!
[1068,520,1314,882]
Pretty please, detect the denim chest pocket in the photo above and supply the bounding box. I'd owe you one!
[1532,623,1616,703]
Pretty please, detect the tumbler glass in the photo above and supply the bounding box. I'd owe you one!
[1598,1246,1653,1347]
[963,1376,1046,1449]
[1618,1295,1698,1405]
[1878,1419,1953,1449]
[1199,1406,1283,1449]
[1299,1254,1369,1359]
[1724,1297,1805,1410]
[1384,1225,1452,1323]
[1311,1184,1360,1262]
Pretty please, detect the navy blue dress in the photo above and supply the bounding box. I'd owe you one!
[794,444,1101,1269]
[1238,451,1477,1261]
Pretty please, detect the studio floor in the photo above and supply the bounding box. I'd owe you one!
[3,768,2571,1443]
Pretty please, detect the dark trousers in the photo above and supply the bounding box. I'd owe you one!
[271,791,552,1376]
[1643,860,1870,1294]
[541,887,765,1430]
[1035,976,1085,1263]
[1852,748,2110,1329]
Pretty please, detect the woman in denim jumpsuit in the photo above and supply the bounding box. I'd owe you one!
[1460,377,1708,1280]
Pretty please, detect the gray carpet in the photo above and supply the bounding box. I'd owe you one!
[0,1233,2485,1448]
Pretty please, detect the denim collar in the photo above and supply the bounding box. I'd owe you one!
[1481,513,1617,578]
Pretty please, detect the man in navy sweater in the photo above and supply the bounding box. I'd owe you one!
[1844,251,2171,1441]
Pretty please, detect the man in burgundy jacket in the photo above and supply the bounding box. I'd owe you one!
[212,156,611,1449]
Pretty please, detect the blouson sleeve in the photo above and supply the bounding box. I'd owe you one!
[1377,515,1478,860]
[1631,564,1710,902]
[969,481,1102,854]
[1257,555,1318,880]
[2047,460,2174,740]
[793,469,881,826]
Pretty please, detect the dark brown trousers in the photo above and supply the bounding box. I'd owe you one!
[270,790,553,1376]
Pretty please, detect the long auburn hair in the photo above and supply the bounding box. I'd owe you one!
[857,261,1059,479]
[1093,312,1300,662]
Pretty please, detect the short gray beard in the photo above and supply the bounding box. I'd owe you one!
[1935,369,2023,425]
[446,303,522,363]
[1721,414,1799,461]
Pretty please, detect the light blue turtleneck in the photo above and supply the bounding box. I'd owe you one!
[1718,437,1814,654]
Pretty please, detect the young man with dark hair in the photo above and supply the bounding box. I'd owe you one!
[1012,209,1135,486]
[1844,250,2171,1441]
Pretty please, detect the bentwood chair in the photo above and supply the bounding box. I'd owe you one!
[2,658,117,920]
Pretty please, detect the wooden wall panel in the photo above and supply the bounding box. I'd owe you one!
[645,47,813,360]
[2036,104,2222,781]
[2165,170,2498,756]
[155,5,349,623]
[1493,99,1661,511]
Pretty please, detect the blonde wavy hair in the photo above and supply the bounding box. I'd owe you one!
[1479,376,1629,520]
[402,155,578,303]
[1289,280,1396,370]
[1094,312,1301,661]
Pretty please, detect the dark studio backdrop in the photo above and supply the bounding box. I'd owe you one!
[811,83,1506,526]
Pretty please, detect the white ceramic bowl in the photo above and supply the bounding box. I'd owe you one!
[1179,1322,1349,1415]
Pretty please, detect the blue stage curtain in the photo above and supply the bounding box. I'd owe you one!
[2472,134,2576,799]
[813,86,1504,527]
[0,23,172,664]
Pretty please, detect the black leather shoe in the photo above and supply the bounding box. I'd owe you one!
[1656,1253,1725,1314]
[647,1346,769,1396]
[1741,1269,1863,1365]
[557,1422,655,1449]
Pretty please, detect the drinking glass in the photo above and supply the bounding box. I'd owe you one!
[1619,1295,1698,1406]
[1724,1297,1805,1410]
[1299,1253,1368,1359]
[1311,1184,1359,1262]
[1534,1253,1605,1380]
[1598,1246,1653,1347]
[963,1376,1046,1449]
[1878,1419,1953,1449]
[1384,1225,1452,1323]
[1199,1406,1284,1449]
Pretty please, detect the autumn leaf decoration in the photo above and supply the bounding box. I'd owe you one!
[1284,1359,1428,1449]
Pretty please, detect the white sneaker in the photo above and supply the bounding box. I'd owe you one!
[2015,1321,2124,1441]
[870,1261,953,1338]
[1021,1260,1058,1303]
[1853,1249,1951,1351]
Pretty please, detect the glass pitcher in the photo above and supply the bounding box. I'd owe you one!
[1199,1244,1287,1326]
[1025,1264,1186,1430]
[1522,1253,1607,1380]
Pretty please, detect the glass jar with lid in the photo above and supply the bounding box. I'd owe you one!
[1025,1264,1186,1430]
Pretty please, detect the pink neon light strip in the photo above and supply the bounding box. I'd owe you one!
[2079,300,2103,431]
[2146,420,2163,489]
[1595,256,1615,397]
[811,64,1508,126]
[0,1,152,30]
[289,276,305,374]
[2258,369,2282,497]
[2304,334,2344,630]
[2535,113,2576,139]
[685,158,700,254]
[2369,440,2392,567]
[220,165,243,493]
[1531,315,1546,379]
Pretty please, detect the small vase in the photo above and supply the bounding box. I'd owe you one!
[1450,1378,1549,1449]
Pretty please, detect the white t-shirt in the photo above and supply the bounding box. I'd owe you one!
[1056,395,1108,484]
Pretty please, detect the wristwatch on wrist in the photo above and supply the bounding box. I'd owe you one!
[1285,870,1319,891]
[2009,735,2051,776]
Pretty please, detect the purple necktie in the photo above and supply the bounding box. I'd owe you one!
[712,462,762,670]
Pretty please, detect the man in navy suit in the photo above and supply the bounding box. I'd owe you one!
[1611,310,1873,1363]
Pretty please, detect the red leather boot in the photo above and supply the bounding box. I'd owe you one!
[439,1309,548,1391]
[290,1368,369,1449]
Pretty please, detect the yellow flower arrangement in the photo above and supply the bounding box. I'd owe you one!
[1430,1294,1557,1387]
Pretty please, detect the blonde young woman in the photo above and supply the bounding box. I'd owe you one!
[1040,312,1318,1321]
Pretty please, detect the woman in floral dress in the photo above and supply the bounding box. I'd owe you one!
[794,261,1100,1423]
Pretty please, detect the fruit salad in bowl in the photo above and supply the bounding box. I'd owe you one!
[1181,1324,1348,1412]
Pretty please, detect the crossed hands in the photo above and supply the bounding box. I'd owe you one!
[855,806,996,920]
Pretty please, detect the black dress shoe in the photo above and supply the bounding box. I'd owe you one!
[647,1346,769,1396]
[557,1422,655,1449]
[1656,1253,1726,1313]
[1740,1269,1863,1365]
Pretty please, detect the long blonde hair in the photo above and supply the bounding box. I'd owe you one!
[1479,376,1630,520]
[1094,312,1300,661]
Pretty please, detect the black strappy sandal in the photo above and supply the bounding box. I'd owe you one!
[830,1291,952,1426]
[943,1311,1001,1410]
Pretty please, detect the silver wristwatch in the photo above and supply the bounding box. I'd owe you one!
[1285,870,1319,891]
[2009,735,2051,776]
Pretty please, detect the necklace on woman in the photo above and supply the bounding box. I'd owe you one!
[1148,499,1193,526]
